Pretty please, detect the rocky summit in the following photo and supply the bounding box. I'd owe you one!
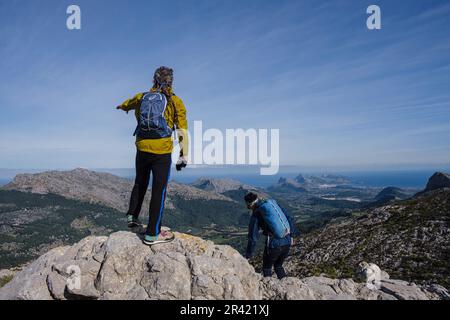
[0,231,447,300]
[424,172,450,192]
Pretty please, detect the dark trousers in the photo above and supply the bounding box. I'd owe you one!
[127,150,172,237]
[262,245,290,279]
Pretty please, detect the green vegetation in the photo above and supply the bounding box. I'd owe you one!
[0,275,13,288]
[165,196,251,253]
[166,197,249,229]
[0,190,125,269]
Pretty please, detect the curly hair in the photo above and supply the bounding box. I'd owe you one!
[153,66,174,97]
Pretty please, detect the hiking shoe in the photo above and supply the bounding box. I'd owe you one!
[127,215,142,228]
[143,231,175,246]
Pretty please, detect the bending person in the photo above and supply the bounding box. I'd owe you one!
[244,192,300,279]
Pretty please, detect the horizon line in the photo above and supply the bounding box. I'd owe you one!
[0,164,449,173]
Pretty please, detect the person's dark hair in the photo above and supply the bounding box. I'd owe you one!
[244,192,258,205]
[153,66,174,97]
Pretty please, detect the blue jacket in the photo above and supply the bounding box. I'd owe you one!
[245,200,300,259]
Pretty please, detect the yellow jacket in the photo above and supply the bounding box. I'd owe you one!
[119,87,188,156]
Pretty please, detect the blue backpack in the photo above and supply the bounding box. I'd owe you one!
[134,91,173,139]
[257,199,291,239]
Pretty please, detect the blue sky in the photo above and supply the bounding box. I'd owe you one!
[0,0,449,170]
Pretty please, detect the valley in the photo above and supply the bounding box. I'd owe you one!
[1,168,447,291]
[0,169,389,267]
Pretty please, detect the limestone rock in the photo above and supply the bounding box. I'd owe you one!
[1,232,448,300]
[0,232,261,300]
[0,246,69,300]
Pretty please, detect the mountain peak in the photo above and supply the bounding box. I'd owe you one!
[3,169,134,211]
[278,177,288,184]
[268,177,306,193]
[374,186,410,202]
[424,172,450,192]
[1,231,446,300]
[191,177,253,194]
[295,174,306,183]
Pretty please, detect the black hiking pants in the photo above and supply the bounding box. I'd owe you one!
[262,245,290,279]
[127,150,172,237]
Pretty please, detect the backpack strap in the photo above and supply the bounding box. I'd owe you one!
[164,92,178,131]
[133,92,148,137]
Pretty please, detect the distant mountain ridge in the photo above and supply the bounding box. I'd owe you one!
[2,168,234,213]
[300,174,352,187]
[268,173,353,192]
[3,168,134,212]
[191,177,255,194]
[268,177,306,193]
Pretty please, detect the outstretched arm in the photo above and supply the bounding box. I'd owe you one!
[116,93,144,113]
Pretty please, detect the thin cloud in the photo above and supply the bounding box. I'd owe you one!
[0,0,449,168]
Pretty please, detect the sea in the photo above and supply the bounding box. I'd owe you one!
[170,169,441,189]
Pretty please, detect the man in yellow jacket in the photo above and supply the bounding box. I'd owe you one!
[116,66,188,245]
